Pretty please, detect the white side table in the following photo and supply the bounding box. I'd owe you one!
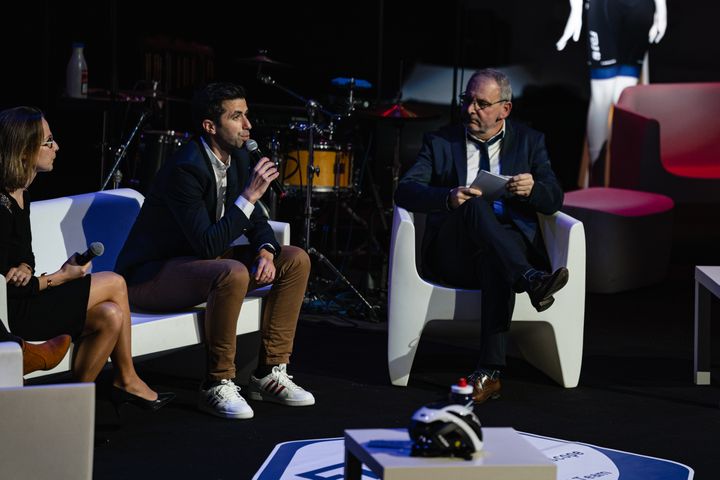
[344,427,555,480]
[695,266,720,385]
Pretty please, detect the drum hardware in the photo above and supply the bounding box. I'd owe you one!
[101,80,180,191]
[118,90,189,105]
[111,169,123,190]
[331,77,372,118]
[100,111,110,188]
[265,131,284,219]
[134,129,191,194]
[360,101,439,200]
[101,107,152,190]
[90,82,157,188]
[308,247,380,321]
[235,49,291,68]
[261,72,379,321]
[353,133,388,233]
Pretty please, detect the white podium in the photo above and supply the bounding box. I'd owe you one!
[344,427,556,480]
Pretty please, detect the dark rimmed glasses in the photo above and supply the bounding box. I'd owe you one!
[459,94,509,110]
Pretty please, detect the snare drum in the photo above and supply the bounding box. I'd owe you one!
[136,130,190,193]
[283,144,353,193]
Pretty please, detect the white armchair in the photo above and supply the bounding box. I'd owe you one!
[388,206,586,388]
[1,280,95,479]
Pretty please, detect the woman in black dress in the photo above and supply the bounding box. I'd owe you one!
[0,106,173,410]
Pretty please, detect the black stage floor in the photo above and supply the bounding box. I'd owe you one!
[39,204,720,479]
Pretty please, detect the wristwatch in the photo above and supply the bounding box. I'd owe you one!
[260,244,277,257]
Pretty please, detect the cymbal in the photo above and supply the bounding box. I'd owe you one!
[360,103,438,121]
[235,52,291,68]
[331,77,372,89]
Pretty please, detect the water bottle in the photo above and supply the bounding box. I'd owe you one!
[66,42,88,98]
[449,377,473,406]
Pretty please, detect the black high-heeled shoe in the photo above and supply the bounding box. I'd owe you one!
[111,386,175,413]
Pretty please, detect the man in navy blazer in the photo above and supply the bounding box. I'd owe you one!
[116,83,314,419]
[395,69,569,404]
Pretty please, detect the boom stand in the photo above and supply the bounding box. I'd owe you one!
[260,74,378,320]
[101,109,150,190]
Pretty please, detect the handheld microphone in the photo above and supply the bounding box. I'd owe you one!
[75,242,105,265]
[245,139,286,198]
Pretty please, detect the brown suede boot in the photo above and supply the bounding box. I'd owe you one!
[22,335,72,375]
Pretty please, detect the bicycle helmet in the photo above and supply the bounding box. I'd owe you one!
[409,402,483,460]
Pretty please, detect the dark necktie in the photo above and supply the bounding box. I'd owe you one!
[469,132,506,218]
[468,131,503,172]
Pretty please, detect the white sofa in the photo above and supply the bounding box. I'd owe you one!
[387,206,586,388]
[0,188,289,379]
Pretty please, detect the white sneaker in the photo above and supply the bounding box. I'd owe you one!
[249,364,315,406]
[198,379,254,419]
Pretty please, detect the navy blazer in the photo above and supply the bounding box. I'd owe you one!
[395,121,563,261]
[115,138,280,282]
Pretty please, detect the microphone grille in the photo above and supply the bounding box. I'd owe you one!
[90,242,105,257]
[245,139,259,152]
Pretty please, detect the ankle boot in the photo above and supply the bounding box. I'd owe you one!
[22,334,72,375]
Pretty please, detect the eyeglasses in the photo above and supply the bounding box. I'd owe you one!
[40,137,56,149]
[459,94,509,110]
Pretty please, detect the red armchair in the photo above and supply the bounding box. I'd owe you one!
[610,83,720,203]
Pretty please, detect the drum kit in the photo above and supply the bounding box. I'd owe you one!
[100,51,437,321]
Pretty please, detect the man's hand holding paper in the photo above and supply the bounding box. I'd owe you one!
[448,186,482,209]
[507,173,534,197]
[469,170,512,201]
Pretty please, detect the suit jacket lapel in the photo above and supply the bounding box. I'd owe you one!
[196,138,219,210]
[451,126,467,186]
[499,120,516,176]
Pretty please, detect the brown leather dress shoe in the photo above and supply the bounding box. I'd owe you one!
[22,334,72,375]
[469,372,502,404]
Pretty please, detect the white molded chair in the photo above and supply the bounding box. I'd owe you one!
[1,281,95,479]
[0,337,95,479]
[388,206,586,388]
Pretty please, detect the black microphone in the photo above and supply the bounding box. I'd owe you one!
[75,242,105,265]
[245,139,286,198]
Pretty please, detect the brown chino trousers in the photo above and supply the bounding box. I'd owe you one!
[127,245,310,381]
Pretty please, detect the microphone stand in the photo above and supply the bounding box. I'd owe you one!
[101,108,151,190]
[260,74,378,321]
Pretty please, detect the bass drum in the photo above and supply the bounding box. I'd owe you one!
[136,130,190,194]
[283,143,353,193]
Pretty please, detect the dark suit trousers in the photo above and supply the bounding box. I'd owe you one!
[126,246,310,381]
[426,197,534,367]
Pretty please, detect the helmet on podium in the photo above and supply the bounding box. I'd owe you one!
[409,402,483,460]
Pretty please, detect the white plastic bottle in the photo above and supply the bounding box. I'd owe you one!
[449,377,474,406]
[66,42,88,98]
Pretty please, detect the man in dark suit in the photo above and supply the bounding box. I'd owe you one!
[116,83,314,419]
[395,69,569,404]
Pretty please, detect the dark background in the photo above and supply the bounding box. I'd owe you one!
[3,0,719,309]
[5,2,720,478]
[2,0,719,201]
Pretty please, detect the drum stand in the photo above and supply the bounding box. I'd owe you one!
[261,74,379,321]
[101,108,151,190]
[101,84,165,190]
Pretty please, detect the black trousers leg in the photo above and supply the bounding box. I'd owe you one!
[426,197,533,368]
